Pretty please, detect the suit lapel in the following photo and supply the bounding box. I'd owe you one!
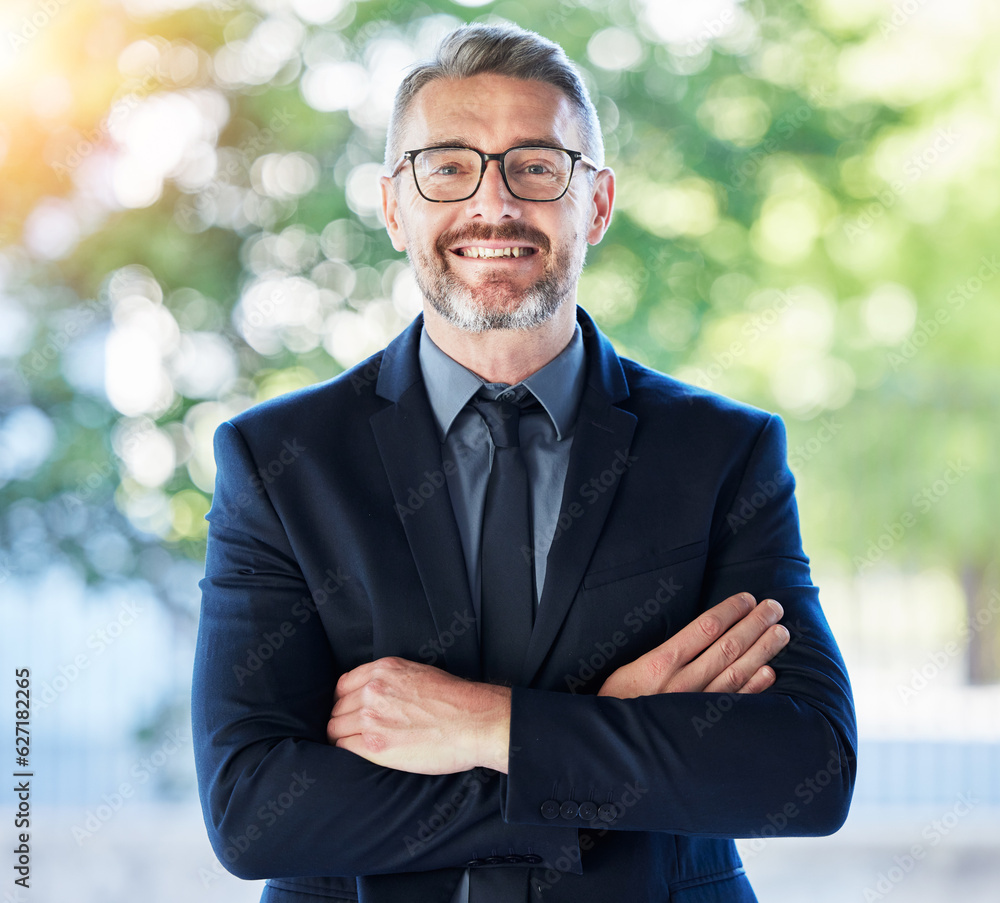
[370,319,481,681]
[371,309,637,687]
[521,313,637,685]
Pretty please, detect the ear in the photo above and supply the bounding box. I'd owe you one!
[586,167,615,245]
[381,175,407,252]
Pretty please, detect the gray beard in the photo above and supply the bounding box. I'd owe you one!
[408,237,586,334]
[414,266,565,333]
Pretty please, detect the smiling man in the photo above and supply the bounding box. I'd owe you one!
[193,22,856,903]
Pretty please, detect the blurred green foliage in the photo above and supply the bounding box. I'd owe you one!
[1,0,998,678]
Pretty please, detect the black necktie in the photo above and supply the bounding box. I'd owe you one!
[472,391,536,686]
[468,391,536,903]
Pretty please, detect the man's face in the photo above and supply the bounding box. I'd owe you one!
[381,73,613,333]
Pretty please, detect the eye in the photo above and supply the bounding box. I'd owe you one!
[419,149,478,178]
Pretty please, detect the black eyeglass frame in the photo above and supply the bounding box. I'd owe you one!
[389,145,600,203]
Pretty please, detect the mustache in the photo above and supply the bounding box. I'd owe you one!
[436,222,551,255]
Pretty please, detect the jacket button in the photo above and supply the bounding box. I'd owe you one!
[540,799,560,819]
[597,803,618,822]
[504,855,524,864]
[484,856,504,866]
[523,854,543,865]
[578,801,598,820]
[559,800,580,819]
[466,858,484,867]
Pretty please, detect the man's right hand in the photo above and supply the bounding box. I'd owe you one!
[597,592,789,699]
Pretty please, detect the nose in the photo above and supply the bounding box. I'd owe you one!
[463,159,521,222]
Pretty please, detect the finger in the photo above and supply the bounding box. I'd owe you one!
[668,598,782,692]
[327,706,368,743]
[688,598,783,684]
[703,622,790,694]
[330,686,364,718]
[648,593,765,691]
[737,664,777,695]
[645,592,758,681]
[335,660,380,697]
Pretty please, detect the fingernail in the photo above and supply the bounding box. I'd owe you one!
[775,624,789,641]
[766,599,783,618]
[742,592,757,608]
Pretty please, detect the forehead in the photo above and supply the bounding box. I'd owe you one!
[404,73,582,151]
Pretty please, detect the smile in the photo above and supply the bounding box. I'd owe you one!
[452,245,538,258]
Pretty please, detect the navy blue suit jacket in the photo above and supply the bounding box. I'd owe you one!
[192,308,856,903]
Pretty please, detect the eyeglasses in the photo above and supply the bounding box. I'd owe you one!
[390,145,599,202]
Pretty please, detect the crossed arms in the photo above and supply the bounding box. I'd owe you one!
[193,409,856,879]
[328,591,790,775]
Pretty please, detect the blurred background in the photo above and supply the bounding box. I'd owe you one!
[1,0,998,899]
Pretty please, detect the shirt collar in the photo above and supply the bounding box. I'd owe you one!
[418,322,585,441]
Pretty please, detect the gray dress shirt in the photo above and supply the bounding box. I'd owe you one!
[417,323,586,903]
[417,323,586,619]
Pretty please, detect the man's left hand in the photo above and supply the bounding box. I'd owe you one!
[327,657,511,775]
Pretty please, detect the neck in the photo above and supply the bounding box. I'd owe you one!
[422,299,578,385]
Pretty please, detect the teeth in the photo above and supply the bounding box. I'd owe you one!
[459,246,530,258]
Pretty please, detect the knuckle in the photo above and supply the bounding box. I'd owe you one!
[699,615,723,641]
[650,647,678,675]
[645,656,668,680]
[717,636,742,663]
[721,666,744,693]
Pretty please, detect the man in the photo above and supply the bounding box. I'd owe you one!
[192,22,856,903]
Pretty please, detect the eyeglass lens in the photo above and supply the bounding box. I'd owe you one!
[412,147,573,200]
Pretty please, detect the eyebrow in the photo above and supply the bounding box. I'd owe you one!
[420,136,569,151]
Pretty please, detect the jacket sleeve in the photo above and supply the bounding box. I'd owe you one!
[502,414,857,838]
[192,420,579,880]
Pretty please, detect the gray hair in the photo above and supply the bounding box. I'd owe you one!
[385,23,604,170]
